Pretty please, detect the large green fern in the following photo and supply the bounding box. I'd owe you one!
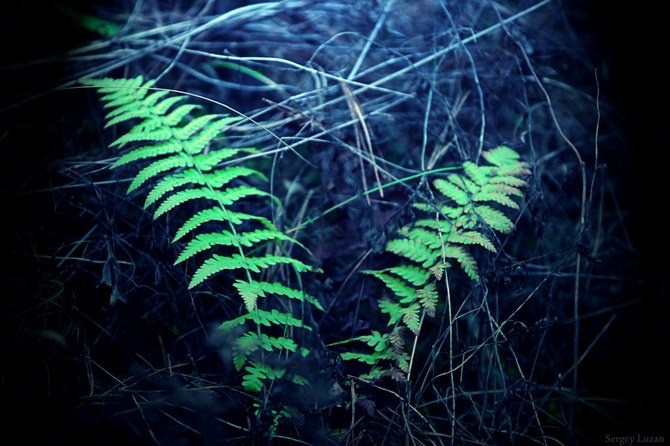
[82,76,322,393]
[341,146,530,378]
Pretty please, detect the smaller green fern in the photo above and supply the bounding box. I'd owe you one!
[392,145,529,283]
[330,328,409,381]
[340,146,529,380]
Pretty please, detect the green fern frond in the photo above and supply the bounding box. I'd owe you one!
[122,149,257,195]
[362,271,416,301]
[429,263,448,280]
[332,331,387,352]
[108,94,184,127]
[193,148,257,171]
[253,308,310,330]
[489,175,528,187]
[162,104,202,127]
[204,166,266,187]
[242,364,266,393]
[110,128,174,149]
[172,114,219,140]
[234,331,261,371]
[336,329,410,379]
[378,300,403,326]
[83,77,153,112]
[401,302,422,335]
[128,153,191,193]
[433,177,469,205]
[106,91,178,116]
[243,363,286,392]
[104,106,155,128]
[173,207,273,242]
[445,230,496,252]
[364,331,389,352]
[235,331,299,360]
[153,186,269,219]
[417,283,438,318]
[406,227,446,250]
[482,145,526,167]
[413,203,465,221]
[442,245,479,280]
[440,205,466,220]
[474,204,515,233]
[243,361,310,392]
[462,162,494,186]
[220,307,310,331]
[413,218,453,235]
[111,140,182,168]
[239,280,323,310]
[340,351,385,365]
[479,182,525,198]
[87,75,147,95]
[230,280,319,314]
[182,117,239,154]
[451,174,479,198]
[258,333,298,353]
[472,190,521,209]
[233,279,263,311]
[150,95,189,117]
[384,265,430,287]
[144,170,201,208]
[189,254,311,289]
[174,229,299,265]
[291,375,310,386]
[494,163,532,178]
[386,239,440,268]
[107,98,192,132]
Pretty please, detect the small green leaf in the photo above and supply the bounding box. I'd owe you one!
[401,302,421,334]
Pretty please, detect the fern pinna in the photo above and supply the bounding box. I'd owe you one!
[82,76,322,393]
[341,146,530,379]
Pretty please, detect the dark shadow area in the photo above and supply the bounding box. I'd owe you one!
[569,0,669,440]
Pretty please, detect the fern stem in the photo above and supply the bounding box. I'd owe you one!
[436,210,457,442]
[349,380,356,441]
[406,309,425,385]
[443,268,456,443]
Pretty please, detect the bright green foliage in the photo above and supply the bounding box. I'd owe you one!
[334,328,409,380]
[416,282,438,318]
[230,280,323,312]
[344,146,529,380]
[83,76,320,393]
[398,145,528,281]
[56,3,121,37]
[190,254,312,288]
[243,362,287,393]
[232,332,299,373]
[220,307,311,331]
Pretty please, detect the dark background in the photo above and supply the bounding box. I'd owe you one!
[585,0,669,436]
